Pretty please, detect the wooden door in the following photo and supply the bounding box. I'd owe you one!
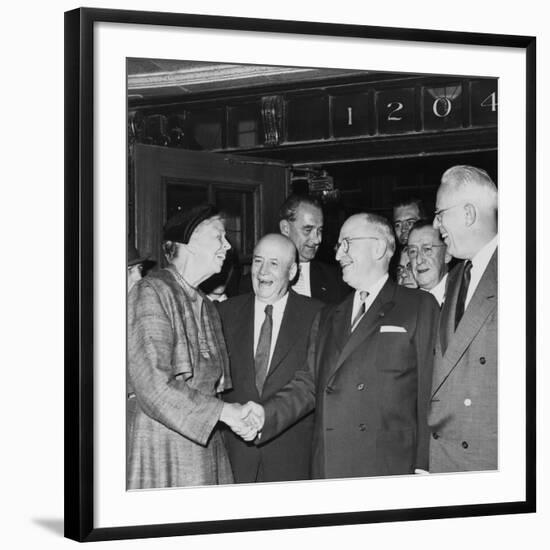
[131,145,289,266]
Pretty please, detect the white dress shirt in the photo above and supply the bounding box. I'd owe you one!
[292,261,312,297]
[351,273,389,329]
[466,234,498,308]
[253,292,289,373]
[428,272,448,307]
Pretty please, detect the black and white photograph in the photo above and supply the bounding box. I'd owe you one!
[126,59,499,490]
[58,5,539,545]
[5,0,550,548]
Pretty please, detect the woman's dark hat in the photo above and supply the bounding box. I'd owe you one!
[163,204,220,244]
[128,239,148,267]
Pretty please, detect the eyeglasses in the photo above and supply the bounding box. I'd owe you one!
[407,244,446,259]
[393,218,419,231]
[434,203,462,223]
[334,236,379,254]
[396,263,413,277]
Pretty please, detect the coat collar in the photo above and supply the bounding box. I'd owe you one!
[265,290,301,380]
[240,290,301,394]
[325,278,397,384]
[309,260,326,296]
[432,250,497,397]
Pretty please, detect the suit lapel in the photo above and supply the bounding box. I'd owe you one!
[266,291,300,378]
[309,260,326,298]
[327,280,396,383]
[432,251,497,397]
[319,293,353,383]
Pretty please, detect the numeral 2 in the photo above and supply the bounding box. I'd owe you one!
[387,102,403,121]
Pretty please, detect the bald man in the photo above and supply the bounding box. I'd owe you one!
[218,234,323,482]
[429,165,498,473]
[251,214,439,479]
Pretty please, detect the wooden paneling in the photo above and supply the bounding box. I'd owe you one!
[129,75,497,162]
[133,145,288,265]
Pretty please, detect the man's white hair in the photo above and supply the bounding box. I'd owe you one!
[441,165,498,212]
[361,213,396,258]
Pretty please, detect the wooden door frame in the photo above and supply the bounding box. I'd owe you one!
[131,144,288,266]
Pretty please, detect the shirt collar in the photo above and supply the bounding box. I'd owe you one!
[471,234,498,272]
[355,273,389,302]
[427,272,448,306]
[254,291,289,315]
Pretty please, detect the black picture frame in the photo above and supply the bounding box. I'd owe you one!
[64,7,536,542]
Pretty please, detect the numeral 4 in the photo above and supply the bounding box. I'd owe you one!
[480,92,498,112]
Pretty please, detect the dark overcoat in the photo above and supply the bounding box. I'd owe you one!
[262,279,439,479]
[218,290,323,482]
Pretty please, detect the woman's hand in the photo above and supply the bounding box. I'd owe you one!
[220,402,265,441]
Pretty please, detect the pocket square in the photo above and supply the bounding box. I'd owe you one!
[380,325,407,333]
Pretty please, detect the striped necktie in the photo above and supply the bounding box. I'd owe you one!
[254,304,273,394]
[351,291,369,332]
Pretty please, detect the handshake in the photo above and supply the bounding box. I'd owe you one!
[220,401,265,441]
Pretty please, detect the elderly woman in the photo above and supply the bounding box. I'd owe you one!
[127,204,253,489]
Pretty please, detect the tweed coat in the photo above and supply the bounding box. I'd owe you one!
[218,290,323,482]
[428,250,498,473]
[127,265,233,489]
[261,279,439,479]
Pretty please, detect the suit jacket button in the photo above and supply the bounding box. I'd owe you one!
[357,383,365,391]
[462,441,469,449]
[432,432,439,440]
[479,357,486,364]
[464,398,472,407]
[359,423,367,431]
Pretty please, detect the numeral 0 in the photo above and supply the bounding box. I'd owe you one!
[433,97,452,118]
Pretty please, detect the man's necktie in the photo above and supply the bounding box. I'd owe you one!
[351,291,369,332]
[254,304,273,394]
[455,260,472,330]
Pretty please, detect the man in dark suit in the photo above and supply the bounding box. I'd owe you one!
[428,165,498,473]
[247,213,439,479]
[219,234,323,483]
[279,194,350,304]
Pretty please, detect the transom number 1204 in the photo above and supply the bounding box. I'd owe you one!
[385,92,497,122]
